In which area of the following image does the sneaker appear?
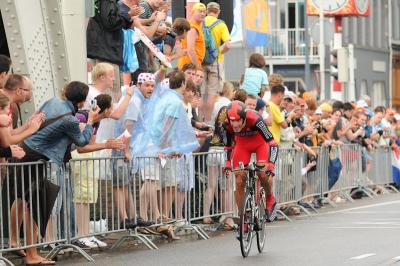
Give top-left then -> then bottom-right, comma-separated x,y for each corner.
77,237 -> 98,249
88,236 -> 107,248
121,219 -> 136,230
134,217 -> 154,227
297,200 -> 313,209
311,199 -> 322,208
265,195 -> 278,222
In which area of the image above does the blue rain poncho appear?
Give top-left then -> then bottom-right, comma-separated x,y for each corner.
130,81 -> 199,157
121,29 -> 140,73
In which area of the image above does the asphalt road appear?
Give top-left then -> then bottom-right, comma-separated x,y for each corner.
59,193 -> 400,266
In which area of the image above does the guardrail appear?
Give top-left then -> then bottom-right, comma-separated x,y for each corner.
0,144 -> 397,265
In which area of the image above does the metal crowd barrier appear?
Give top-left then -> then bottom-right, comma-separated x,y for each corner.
368,147 -> 399,193
0,144 -> 398,265
189,151 -> 235,227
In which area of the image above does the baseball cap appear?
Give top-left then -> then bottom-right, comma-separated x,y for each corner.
207,2 -> 220,10
192,2 -> 206,12
283,91 -> 296,101
255,98 -> 266,111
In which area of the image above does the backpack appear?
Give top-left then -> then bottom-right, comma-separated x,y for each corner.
202,19 -> 222,65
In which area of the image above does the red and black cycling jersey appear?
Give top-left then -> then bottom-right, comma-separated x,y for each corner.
222,110 -> 278,165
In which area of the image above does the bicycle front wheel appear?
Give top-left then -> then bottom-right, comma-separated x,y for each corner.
256,189 -> 267,253
239,191 -> 254,258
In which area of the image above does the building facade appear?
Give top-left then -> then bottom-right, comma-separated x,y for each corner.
196,0 -> 397,108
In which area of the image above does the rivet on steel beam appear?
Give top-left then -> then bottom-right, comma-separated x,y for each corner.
10,14 -> 15,19
5,8 -> 9,12
19,60 -> 24,64
13,53 -> 18,57
7,23 -> 11,27
51,20 -> 55,24
64,77 -> 68,81
58,65 -> 62,69
16,68 -> 20,72
53,8 -> 58,12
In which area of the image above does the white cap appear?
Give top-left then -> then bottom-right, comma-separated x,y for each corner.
283,90 -> 296,101
315,107 -> 322,115
395,114 -> 400,121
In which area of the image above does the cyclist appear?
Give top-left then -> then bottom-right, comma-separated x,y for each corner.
223,101 -> 279,223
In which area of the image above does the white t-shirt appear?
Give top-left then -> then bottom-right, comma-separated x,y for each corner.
262,91 -> 271,103
84,85 -> 103,110
210,96 -> 231,124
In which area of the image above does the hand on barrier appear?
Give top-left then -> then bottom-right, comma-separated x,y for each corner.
106,138 -> 125,151
124,151 -> 132,162
11,145 -> 25,159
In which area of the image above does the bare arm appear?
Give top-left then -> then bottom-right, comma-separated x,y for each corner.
110,87 -> 134,120
187,28 -> 200,67
221,41 -> 231,54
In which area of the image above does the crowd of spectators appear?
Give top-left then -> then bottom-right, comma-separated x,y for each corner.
0,0 -> 399,265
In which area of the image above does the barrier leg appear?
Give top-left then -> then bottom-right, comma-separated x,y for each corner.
339,191 -> 355,202
0,255 -> 14,266
363,186 -> 378,197
175,222 -> 210,240
46,244 -> 94,262
386,185 -> 400,193
110,230 -> 158,250
276,209 -> 293,223
295,204 -> 312,217
322,196 -> 338,208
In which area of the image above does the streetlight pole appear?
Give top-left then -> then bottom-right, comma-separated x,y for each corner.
304,0 -> 310,90
319,0 -> 325,100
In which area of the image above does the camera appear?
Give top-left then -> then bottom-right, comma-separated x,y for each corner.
167,29 -> 177,38
90,99 -> 97,110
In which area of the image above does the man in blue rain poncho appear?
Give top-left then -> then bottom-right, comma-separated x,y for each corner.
132,70 -> 200,220
112,71 -> 168,228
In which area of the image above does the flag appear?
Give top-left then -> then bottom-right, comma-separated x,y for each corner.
392,148 -> 400,187
242,0 -> 269,47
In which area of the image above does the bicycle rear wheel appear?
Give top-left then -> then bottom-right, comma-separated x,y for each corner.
256,189 -> 267,253
239,191 -> 254,258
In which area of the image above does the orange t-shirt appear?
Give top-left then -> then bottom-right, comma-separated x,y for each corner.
177,21 -> 205,69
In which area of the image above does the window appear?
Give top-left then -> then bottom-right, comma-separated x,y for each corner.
360,80 -> 368,97
372,81 -> 386,107
284,78 -> 305,94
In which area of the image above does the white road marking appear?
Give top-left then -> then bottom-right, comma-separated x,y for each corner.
354,221 -> 400,225
324,200 -> 400,215
328,226 -> 400,229
392,256 -> 400,261
349,253 -> 376,260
